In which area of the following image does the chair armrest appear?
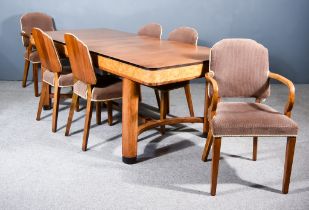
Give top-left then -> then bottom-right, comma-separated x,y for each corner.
205,72 -> 219,119
269,72 -> 295,117
20,31 -> 30,38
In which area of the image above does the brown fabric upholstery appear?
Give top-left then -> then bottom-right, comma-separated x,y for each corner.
43,66 -> 74,87
210,39 -> 270,99
210,102 -> 298,137
138,23 -> 162,39
168,27 -> 198,45
20,12 -> 55,47
74,75 -> 122,101
24,50 -> 40,63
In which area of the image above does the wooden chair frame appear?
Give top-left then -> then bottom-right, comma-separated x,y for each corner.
202,71 -> 296,196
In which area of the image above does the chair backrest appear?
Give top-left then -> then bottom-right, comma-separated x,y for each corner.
20,12 -> 55,47
32,28 -> 61,73
138,23 -> 162,39
210,39 -> 270,99
168,27 -> 198,45
64,33 -> 97,85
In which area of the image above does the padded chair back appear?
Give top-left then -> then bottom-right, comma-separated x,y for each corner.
168,27 -> 198,45
20,12 -> 55,47
64,33 -> 97,85
32,28 -> 61,73
210,39 -> 270,99
138,23 -> 162,39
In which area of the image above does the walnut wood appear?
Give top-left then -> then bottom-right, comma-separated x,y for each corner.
211,137 -> 221,196
203,81 -> 210,134
122,78 -> 139,162
154,89 -> 161,109
64,33 -> 97,85
184,83 -> 194,117
160,91 -> 168,134
138,117 -> 203,135
202,130 -> 214,162
96,102 -> 102,125
45,29 -> 209,86
269,72 -> 295,117
205,72 -> 219,119
22,60 -> 30,88
52,76 -> 61,132
65,93 -> 78,136
82,85 -> 93,151
253,137 -> 258,161
36,82 -> 47,121
33,63 -> 39,97
107,101 -> 113,126
282,137 -> 296,194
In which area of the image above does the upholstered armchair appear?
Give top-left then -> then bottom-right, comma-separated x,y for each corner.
202,39 -> 298,196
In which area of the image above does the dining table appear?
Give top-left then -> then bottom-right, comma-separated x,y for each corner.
36,28 -> 210,164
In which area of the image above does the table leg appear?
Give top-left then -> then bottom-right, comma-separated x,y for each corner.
122,78 -> 139,164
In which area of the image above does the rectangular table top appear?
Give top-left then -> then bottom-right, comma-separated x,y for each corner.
47,28 -> 210,71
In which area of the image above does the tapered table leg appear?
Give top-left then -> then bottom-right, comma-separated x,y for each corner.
122,78 -> 139,164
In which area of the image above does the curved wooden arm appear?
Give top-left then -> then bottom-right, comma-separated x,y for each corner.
205,72 -> 219,119
20,31 -> 30,38
269,72 -> 295,117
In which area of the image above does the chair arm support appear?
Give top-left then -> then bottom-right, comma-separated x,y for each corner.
20,31 -> 30,38
269,72 -> 295,117
205,72 -> 219,119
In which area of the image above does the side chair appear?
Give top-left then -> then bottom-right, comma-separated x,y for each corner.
137,23 -> 162,108
154,27 -> 198,133
202,39 -> 298,196
20,12 -> 55,97
33,28 -> 74,132
64,33 -> 122,151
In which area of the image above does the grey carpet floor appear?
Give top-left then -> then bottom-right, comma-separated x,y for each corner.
0,81 -> 308,210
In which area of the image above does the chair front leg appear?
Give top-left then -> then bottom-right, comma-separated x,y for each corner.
33,63 -> 39,97
65,93 -> 78,136
82,96 -> 93,151
36,82 -> 47,121
52,83 -> 61,133
253,137 -> 258,161
184,83 -> 194,117
211,137 -> 222,196
22,59 -> 30,88
282,137 -> 296,194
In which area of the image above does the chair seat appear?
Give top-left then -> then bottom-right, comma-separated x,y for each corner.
210,102 -> 298,137
153,81 -> 189,91
24,50 -> 40,63
74,75 -> 122,101
43,66 -> 74,87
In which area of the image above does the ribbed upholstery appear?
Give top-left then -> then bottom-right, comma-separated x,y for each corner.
210,39 -> 270,99
74,75 -> 122,101
210,102 -> 298,137
24,51 -> 40,63
168,27 -> 198,45
138,23 -> 162,39
43,66 -> 74,87
20,12 -> 55,47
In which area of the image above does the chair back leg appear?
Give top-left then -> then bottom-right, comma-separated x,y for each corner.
52,83 -> 61,132
65,93 -> 78,136
82,93 -> 93,151
107,101 -> 113,126
202,130 -> 214,162
96,102 -> 102,125
22,59 -> 30,88
36,82 -> 48,121
33,63 -> 39,97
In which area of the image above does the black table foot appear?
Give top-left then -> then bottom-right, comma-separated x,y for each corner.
122,157 -> 137,164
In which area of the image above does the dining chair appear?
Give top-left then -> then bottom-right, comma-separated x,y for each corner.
202,39 -> 298,196
33,28 -> 74,132
155,27 -> 198,133
137,23 -> 162,107
64,33 -> 122,151
20,12 -> 55,97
